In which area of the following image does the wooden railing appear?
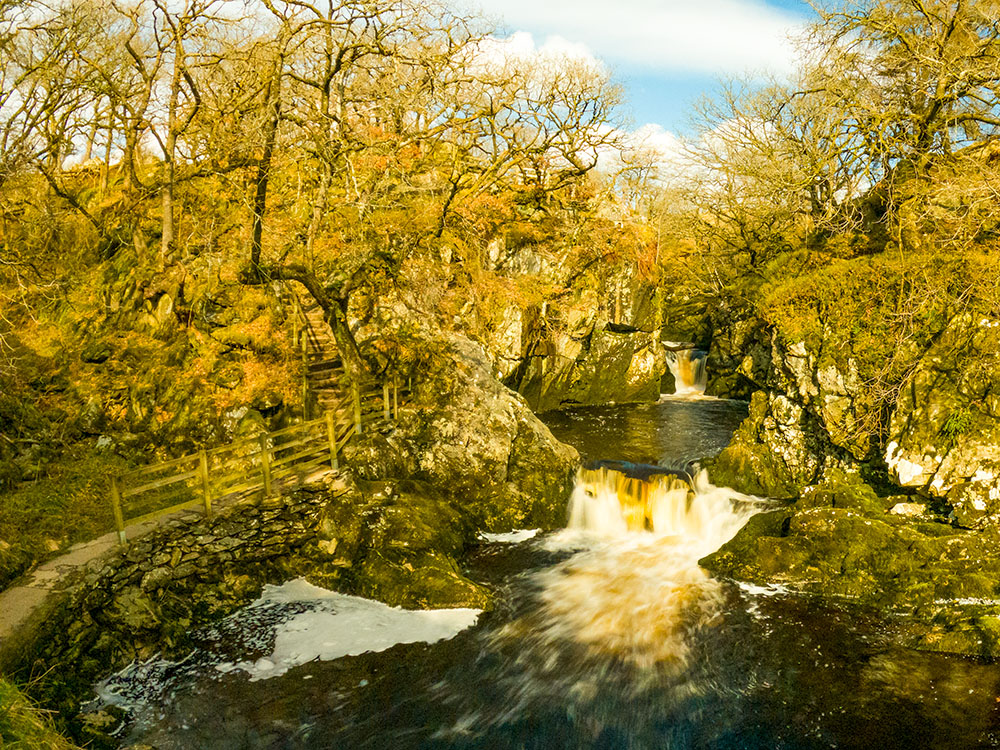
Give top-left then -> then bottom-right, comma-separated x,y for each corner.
107,380 -> 405,546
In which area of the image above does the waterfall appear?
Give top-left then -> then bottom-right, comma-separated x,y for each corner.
567,465 -> 754,553
506,466 -> 761,669
663,343 -> 707,397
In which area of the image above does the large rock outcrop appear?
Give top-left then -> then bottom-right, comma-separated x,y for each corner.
705,319 -> 866,498
884,315 -> 1000,526
348,323 -> 579,531
700,472 -> 1000,658
702,293 -> 1000,658
708,302 -> 1000,522
707,391 -> 828,498
312,479 -> 490,609
480,249 -> 668,412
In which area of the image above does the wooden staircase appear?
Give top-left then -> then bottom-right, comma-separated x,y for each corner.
293,300 -> 349,419
287,288 -> 406,425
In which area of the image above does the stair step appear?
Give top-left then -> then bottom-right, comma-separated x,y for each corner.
310,378 -> 341,388
308,359 -> 342,371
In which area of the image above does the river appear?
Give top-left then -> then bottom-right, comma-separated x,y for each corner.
97,396 -> 1000,749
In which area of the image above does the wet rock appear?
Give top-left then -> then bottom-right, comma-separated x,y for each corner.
700,473 -> 1000,657
706,391 -> 827,498
310,479 -> 491,609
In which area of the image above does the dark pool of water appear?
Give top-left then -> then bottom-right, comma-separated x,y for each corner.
102,400 -> 1000,750
540,398 -> 748,470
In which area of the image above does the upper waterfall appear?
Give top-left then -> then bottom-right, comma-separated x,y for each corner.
663,343 -> 707,397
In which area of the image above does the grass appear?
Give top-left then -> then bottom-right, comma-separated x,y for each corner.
0,446 -> 136,589
0,679 -> 80,749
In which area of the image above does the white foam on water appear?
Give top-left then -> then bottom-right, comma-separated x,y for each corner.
220,579 -> 481,681
97,579 -> 482,710
738,581 -> 798,597
478,529 -> 540,544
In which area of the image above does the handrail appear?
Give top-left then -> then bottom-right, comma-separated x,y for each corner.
107,379 -> 404,546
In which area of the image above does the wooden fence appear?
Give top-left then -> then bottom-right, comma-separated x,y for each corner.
107,380 -> 404,546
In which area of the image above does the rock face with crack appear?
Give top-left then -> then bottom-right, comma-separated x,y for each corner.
706,305 -> 1000,524
883,315 -> 1000,526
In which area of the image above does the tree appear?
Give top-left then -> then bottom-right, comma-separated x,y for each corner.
812,0 -> 1000,169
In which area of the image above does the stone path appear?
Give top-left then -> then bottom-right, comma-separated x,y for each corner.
0,467 -> 335,673
0,513 -> 191,672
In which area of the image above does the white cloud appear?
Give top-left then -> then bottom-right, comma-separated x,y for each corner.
464,0 -> 805,76
468,30 -> 608,77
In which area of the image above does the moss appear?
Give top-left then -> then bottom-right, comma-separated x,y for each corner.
797,469 -> 890,515
0,448 -> 136,588
701,497 -> 1000,623
317,479 -> 493,611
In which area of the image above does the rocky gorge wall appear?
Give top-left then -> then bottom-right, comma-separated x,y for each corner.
705,305 -> 1000,515
698,299 -> 1000,658
469,245 -> 670,412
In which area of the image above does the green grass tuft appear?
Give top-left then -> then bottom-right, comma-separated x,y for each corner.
0,679 -> 80,749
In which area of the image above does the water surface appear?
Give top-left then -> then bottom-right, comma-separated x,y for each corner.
99,399 -> 1000,749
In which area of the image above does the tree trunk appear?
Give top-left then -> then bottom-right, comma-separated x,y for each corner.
260,263 -> 370,383
305,163 -> 331,263
250,61 -> 282,274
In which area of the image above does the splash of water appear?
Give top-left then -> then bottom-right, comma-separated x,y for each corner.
502,467 -> 760,670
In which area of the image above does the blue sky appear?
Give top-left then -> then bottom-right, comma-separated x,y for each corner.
467,0 -> 817,136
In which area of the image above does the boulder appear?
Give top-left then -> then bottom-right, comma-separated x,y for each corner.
310,479 -> 491,609
348,326 -> 579,531
700,472 -> 1000,658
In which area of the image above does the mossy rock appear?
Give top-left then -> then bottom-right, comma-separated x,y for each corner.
701,496 -> 1000,615
706,391 -> 822,499
354,551 -> 490,610
797,469 -> 891,515
311,479 -> 491,611
705,444 -> 803,499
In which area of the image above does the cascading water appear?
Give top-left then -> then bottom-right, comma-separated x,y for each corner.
92,397 -> 1000,750
509,466 -> 760,670
663,343 -> 707,397
567,465 -> 753,542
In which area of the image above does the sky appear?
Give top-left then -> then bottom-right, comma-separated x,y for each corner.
465,0 -> 816,138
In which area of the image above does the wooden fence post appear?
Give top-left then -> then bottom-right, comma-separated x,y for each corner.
259,434 -> 273,497
301,335 -> 310,421
199,449 -> 212,518
326,410 -> 339,471
383,382 -> 390,420
109,476 -> 127,546
352,381 -> 362,435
